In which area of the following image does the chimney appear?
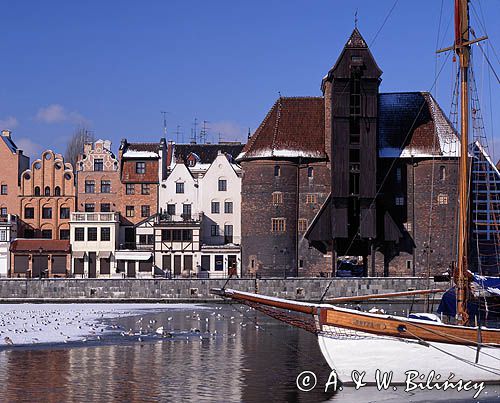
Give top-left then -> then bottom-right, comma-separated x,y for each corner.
1,130 -> 11,138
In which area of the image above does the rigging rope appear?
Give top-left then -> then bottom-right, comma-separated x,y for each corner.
319,50 -> 452,303
369,0 -> 399,48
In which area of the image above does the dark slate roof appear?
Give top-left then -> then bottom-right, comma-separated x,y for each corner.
172,143 -> 244,165
124,142 -> 159,153
1,135 -> 19,153
120,139 -> 162,159
378,92 -> 460,158
11,239 -> 71,253
237,97 -> 326,161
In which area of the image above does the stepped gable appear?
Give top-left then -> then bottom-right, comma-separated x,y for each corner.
237,97 -> 326,161
378,92 -> 460,158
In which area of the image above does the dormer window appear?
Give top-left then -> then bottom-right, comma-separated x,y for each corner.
136,161 -> 146,174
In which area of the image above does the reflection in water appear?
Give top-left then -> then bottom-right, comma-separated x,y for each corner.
2,303 -> 493,402
0,304 -> 331,402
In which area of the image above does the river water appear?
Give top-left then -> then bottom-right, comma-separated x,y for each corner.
0,303 -> 498,403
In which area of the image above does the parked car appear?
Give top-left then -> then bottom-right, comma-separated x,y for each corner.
336,261 -> 365,277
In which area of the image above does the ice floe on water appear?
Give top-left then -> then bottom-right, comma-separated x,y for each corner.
0,303 -> 204,346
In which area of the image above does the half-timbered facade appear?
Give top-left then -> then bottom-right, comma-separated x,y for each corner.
0,214 -> 17,277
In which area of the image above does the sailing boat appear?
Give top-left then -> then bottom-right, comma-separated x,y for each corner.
212,0 -> 500,383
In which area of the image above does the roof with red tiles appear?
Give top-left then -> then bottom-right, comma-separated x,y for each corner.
237,97 -> 326,161
10,239 -> 71,253
239,92 -> 459,162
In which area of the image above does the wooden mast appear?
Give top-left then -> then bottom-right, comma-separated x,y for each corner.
437,0 -> 487,325
456,0 -> 470,325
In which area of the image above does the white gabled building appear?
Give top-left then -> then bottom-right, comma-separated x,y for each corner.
0,215 -> 17,277
70,212 -> 120,278
158,142 -> 244,278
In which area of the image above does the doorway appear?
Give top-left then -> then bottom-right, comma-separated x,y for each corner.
32,255 -> 48,278
88,252 -> 96,278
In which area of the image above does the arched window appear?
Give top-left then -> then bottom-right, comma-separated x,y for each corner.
44,186 -> 50,196
54,186 -> 61,196
274,165 -> 281,177
34,186 -> 40,196
307,167 -> 314,178
440,166 -> 446,181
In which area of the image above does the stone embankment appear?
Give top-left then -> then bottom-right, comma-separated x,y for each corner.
0,277 -> 445,303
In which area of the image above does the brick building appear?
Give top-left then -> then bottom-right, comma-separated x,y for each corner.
19,150 -> 76,240
307,29 -> 460,277
239,97 -> 332,277
118,138 -> 166,246
10,238 -> 71,278
76,139 -> 120,213
0,130 -> 30,217
241,28 -> 460,277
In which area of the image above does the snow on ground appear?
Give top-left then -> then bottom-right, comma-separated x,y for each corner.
0,303 -> 202,346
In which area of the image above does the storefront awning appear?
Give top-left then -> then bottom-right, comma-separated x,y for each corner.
72,251 -> 86,259
97,251 -> 112,259
115,251 -> 152,261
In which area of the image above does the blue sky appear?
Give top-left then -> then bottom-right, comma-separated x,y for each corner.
1,0 -> 499,161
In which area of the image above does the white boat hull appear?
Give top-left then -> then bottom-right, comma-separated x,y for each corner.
318,325 -> 500,384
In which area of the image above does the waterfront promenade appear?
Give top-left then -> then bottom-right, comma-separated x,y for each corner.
0,277 -> 443,303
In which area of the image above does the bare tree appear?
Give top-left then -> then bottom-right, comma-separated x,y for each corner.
65,126 -> 95,170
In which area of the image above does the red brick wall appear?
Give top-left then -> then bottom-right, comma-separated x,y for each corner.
76,141 -> 121,212
121,160 -> 159,183
241,159 -> 331,277
118,158 -> 159,225
297,161 -> 332,276
19,150 -> 76,239
0,132 -> 29,216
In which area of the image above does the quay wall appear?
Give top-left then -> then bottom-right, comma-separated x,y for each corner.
0,277 -> 444,302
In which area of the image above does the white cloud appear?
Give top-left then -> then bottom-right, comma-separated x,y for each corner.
16,138 -> 45,158
35,104 -> 88,125
0,116 -> 19,130
209,121 -> 248,142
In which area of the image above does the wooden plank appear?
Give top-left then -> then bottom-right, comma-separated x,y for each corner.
322,308 -> 500,345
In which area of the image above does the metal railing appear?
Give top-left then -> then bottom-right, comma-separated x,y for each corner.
157,212 -> 203,223
71,212 -> 120,222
